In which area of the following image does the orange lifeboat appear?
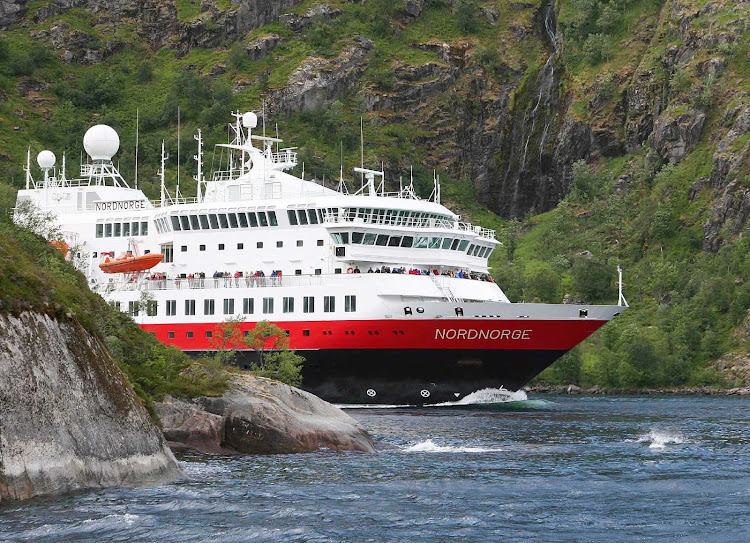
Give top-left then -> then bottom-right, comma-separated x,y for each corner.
50,240 -> 69,258
99,253 -> 164,274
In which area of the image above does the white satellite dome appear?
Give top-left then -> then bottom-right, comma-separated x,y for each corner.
242,111 -> 258,128
37,150 -> 56,169
83,124 -> 120,161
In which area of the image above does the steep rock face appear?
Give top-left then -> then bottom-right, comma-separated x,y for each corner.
155,374 -> 375,454
0,312 -> 181,501
653,110 -> 706,164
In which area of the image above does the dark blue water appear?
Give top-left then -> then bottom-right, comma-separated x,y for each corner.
2,394 -> 750,542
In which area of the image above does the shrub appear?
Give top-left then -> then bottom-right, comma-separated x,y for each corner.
456,0 -> 479,33
582,33 -> 611,64
136,62 -> 154,84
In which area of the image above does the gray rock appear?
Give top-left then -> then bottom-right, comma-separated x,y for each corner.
0,312 -> 181,502
653,110 -> 706,164
279,3 -> 341,32
397,0 -> 424,23
156,374 -> 376,455
0,0 -> 28,29
245,33 -> 282,62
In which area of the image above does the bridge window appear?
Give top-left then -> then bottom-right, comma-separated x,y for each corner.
96,224 -> 103,238
246,212 -> 257,227
297,210 -> 308,225
114,223 -> 121,237
190,215 -> 200,229
141,222 -> 148,235
450,239 -> 460,250
375,235 -> 388,246
268,211 -> 278,226
307,209 -> 318,224
363,233 -> 376,245
104,223 -> 112,237
429,237 -> 442,249
415,237 -> 428,249
401,236 -> 413,247
441,238 -> 452,250
123,222 -> 131,236
258,212 -> 269,227
179,216 -> 190,230
218,214 -> 229,228
228,213 -> 238,228
388,236 -> 401,247
209,214 -> 219,229
288,210 -> 298,225
199,215 -> 210,229
352,232 -> 363,244
458,240 -> 469,251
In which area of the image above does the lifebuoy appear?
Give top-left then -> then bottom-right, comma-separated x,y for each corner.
347,267 -> 353,273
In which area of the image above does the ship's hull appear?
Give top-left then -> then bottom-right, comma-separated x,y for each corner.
141,314 -> 613,405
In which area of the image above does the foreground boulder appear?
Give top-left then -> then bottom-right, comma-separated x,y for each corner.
155,374 -> 375,454
0,312 -> 182,502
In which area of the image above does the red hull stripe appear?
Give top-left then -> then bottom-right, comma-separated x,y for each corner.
140,318 -> 608,351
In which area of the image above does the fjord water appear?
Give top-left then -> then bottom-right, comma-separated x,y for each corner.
3,394 -> 749,542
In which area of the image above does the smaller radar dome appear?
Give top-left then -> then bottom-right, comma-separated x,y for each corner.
83,125 -> 120,161
242,112 -> 258,129
37,150 -> 56,170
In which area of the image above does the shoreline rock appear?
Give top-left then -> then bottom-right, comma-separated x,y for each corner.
0,312 -> 182,502
155,374 -> 376,455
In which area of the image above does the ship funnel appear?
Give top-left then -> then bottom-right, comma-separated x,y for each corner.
83,124 -> 120,161
37,150 -> 56,170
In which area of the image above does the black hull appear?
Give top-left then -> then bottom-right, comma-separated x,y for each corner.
236,348 -> 567,405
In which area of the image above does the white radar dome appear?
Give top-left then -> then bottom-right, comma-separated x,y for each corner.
83,124 -> 120,160
37,150 -> 56,169
242,111 -> 258,128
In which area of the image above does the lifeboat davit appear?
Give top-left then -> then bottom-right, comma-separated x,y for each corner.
99,253 -> 164,274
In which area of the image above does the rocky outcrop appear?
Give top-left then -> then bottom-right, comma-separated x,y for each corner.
0,0 -> 28,29
279,3 -> 341,32
246,33 -> 283,62
0,312 -> 182,502
713,351 -> 750,387
653,110 -> 706,164
702,180 -> 750,252
269,39 -> 373,113
155,374 -> 375,454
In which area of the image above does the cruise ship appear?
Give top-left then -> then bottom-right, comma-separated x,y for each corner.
15,111 -> 627,404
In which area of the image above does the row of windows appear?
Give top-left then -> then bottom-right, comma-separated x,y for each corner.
335,207 -> 452,227
96,221 -> 149,238
165,323 -> 380,340
126,295 -> 356,317
287,209 -> 326,226
329,232 -> 492,258
175,239 -> 325,252
158,210 -> 279,234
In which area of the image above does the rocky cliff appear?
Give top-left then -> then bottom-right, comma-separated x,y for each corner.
0,311 -> 182,501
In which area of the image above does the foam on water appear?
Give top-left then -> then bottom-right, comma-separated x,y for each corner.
635,429 -> 687,449
429,387 -> 528,406
402,439 -> 502,453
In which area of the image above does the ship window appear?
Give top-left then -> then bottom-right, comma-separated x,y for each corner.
324,296 -> 335,313
163,246 -> 174,262
219,244 -> 225,250
114,223 -> 121,237
283,297 -> 294,313
181,245 -> 187,252
237,243 -> 244,250
415,237 -> 428,249
277,241 -> 283,248
243,298 -> 254,314
123,222 -> 131,236
185,300 -> 196,315
317,209 -> 324,223
288,210 -> 298,225
388,236 -> 401,247
429,237 -> 442,249
401,236 -> 414,247
141,222 -> 148,235
199,215 -> 210,229
303,329 -> 310,337
262,297 -> 274,314
204,299 -> 215,315
458,240 -> 469,251
335,268 -> 342,273
96,224 -> 103,238
166,300 -> 176,316
186,331 -> 194,338
297,240 -> 303,247
375,235 -> 389,246
93,252 -> 98,258
190,215 -> 200,230
268,211 -> 278,226
341,232 -> 349,244
179,216 -> 191,230
218,214 -> 229,228
303,296 -> 314,313
295,269 -> 302,275
441,238 -> 452,249
209,214 -> 219,229
363,233 -> 376,245
128,301 -> 139,316
315,268 -> 321,275
486,248 -> 494,259
223,298 -> 234,315
451,239 -> 460,250
345,295 -> 356,312
104,223 -> 112,237
248,212 -> 258,227
258,212 -> 268,227
205,331 -> 212,338
200,245 -> 205,251
467,244 -> 475,255
297,210 -> 308,225
307,209 -> 318,224
228,213 -> 238,228
237,213 -> 248,228
168,332 -> 174,339
146,301 -> 158,317
317,239 -> 324,246
330,233 -> 343,244
352,232 -> 363,244
335,247 -> 345,257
